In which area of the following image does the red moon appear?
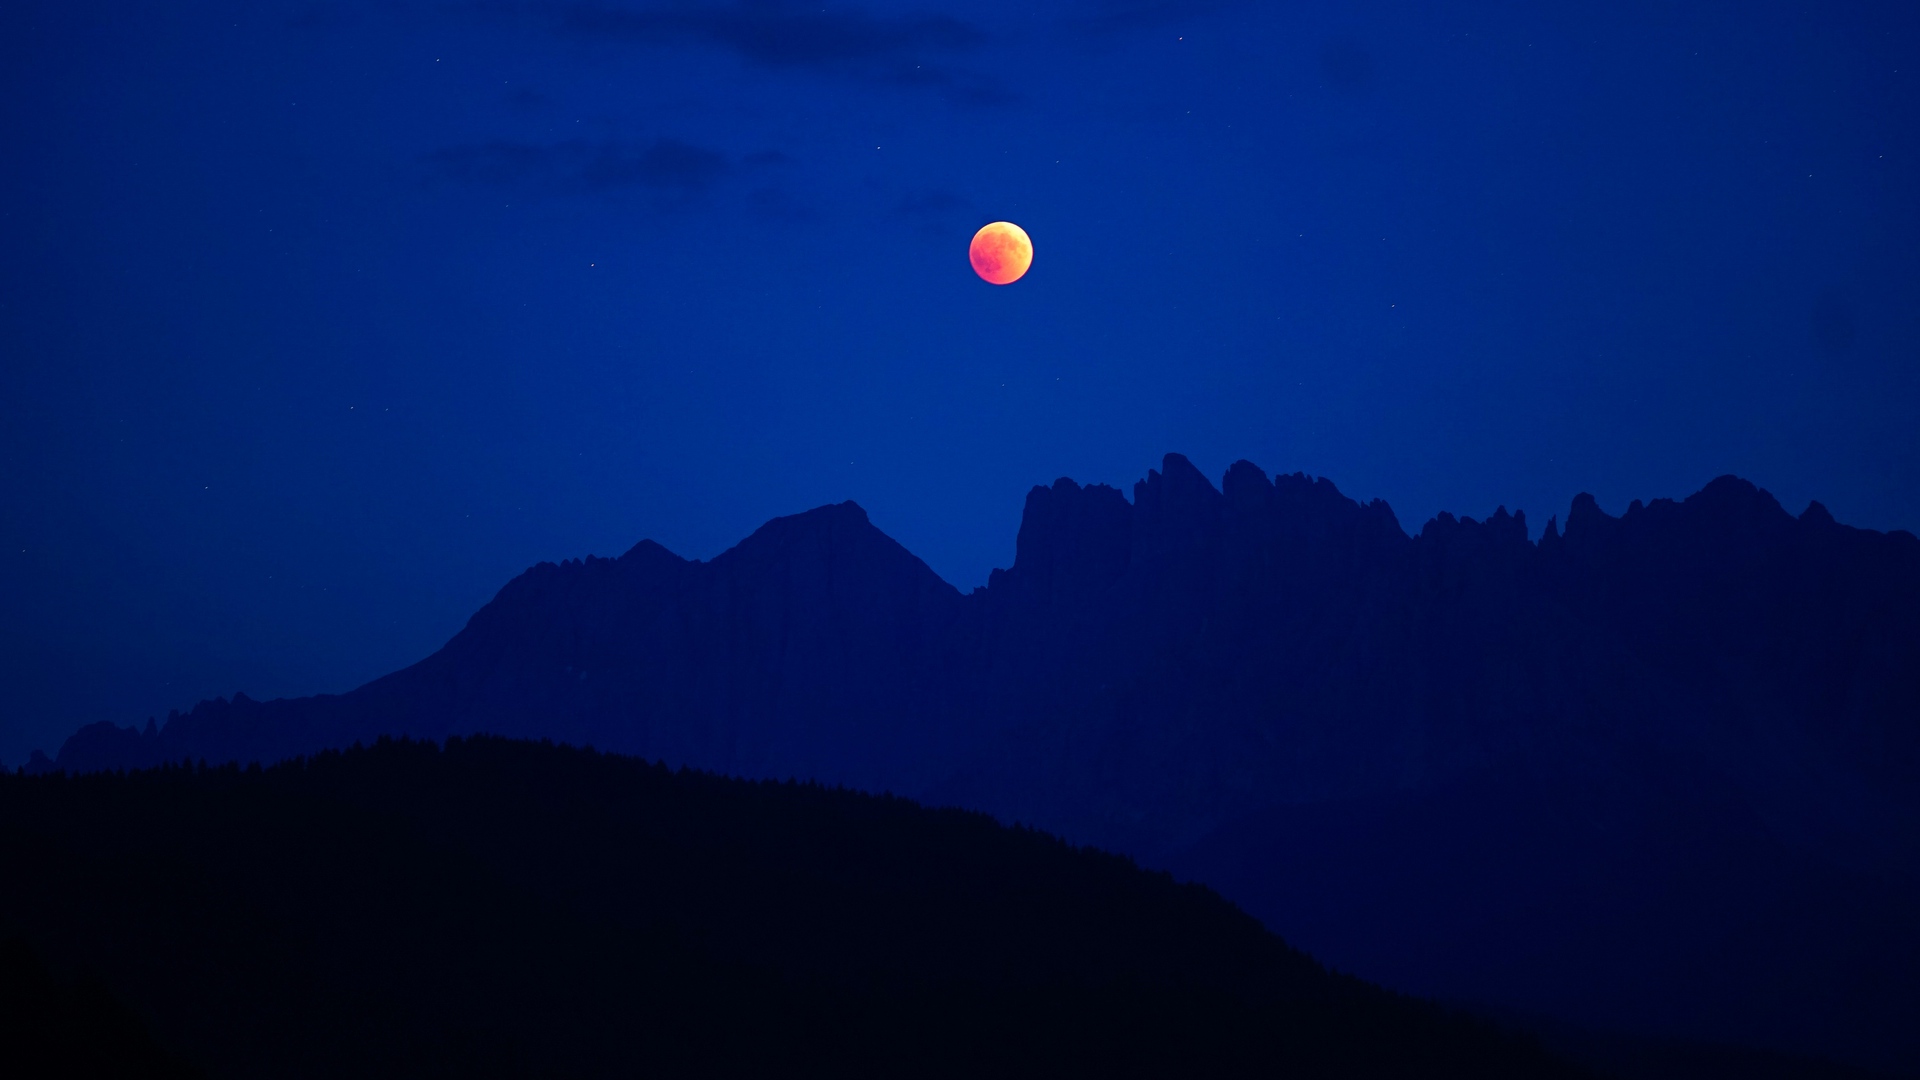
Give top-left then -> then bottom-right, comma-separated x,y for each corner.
969,221 -> 1033,285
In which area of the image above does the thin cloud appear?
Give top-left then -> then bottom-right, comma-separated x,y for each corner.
426,137 -> 731,198
427,140 -> 566,186
582,139 -> 727,192
746,185 -> 813,221
1064,0 -> 1244,36
542,1 -> 1007,102
553,1 -> 985,70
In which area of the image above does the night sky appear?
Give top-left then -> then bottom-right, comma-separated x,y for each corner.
3,0 -> 1916,766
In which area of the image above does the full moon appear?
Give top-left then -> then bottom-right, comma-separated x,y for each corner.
969,221 -> 1033,285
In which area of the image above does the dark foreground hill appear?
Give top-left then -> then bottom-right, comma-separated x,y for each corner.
42,454 -> 1920,1072
0,939 -> 199,1079
0,736 -> 1581,1080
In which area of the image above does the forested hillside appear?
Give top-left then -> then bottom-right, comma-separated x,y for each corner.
0,736 -> 1581,1079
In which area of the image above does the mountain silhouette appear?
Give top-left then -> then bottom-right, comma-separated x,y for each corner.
40,454 -> 1920,1073
0,736 -> 1582,1079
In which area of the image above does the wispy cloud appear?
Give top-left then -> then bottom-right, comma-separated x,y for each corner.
1063,0 -> 1244,36
581,138 -> 728,192
427,137 -> 731,198
540,1 -> 1006,102
555,1 -> 982,66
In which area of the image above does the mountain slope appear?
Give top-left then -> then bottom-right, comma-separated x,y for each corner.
0,736 -> 1583,1079
55,501 -> 978,794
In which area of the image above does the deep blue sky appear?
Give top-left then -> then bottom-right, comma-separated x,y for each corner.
3,0 -> 1916,764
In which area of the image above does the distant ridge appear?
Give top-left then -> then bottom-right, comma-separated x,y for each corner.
36,455 -> 1920,1074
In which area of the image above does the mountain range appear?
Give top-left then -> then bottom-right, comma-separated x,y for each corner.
38,454 -> 1920,1074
